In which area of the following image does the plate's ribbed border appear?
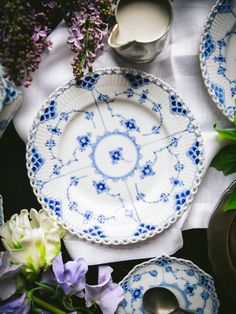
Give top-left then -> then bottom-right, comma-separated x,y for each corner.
117,256 -> 220,313
26,67 -> 204,245
199,0 -> 235,122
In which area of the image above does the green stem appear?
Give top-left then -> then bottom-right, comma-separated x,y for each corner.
32,295 -> 66,314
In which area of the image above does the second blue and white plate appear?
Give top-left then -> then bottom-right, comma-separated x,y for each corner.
200,0 -> 236,121
26,68 -> 204,245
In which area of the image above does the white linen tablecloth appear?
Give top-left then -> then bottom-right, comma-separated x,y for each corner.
13,0 -> 235,265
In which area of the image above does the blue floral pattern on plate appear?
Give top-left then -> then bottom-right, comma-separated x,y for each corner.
26,68 -> 204,245
116,256 -> 219,314
200,0 -> 236,121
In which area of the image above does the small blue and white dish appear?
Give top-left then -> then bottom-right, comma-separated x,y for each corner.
26,67 -> 204,245
116,256 -> 219,314
200,0 -> 236,121
0,65 -> 23,138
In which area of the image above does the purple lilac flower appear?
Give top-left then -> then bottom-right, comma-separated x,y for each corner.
85,266 -> 124,314
0,293 -> 29,314
32,24 -> 48,42
0,251 -> 22,301
42,253 -> 88,296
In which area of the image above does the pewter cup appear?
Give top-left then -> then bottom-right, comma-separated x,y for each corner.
108,0 -> 173,63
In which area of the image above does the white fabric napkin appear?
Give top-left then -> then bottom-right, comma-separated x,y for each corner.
13,0 -> 235,265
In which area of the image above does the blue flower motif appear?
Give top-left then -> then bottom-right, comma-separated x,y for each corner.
97,215 -> 106,224
70,176 -> 79,186
201,290 -> 209,300
203,32 -> 215,59
186,268 -> 195,276
217,66 -> 226,76
84,210 -> 93,221
160,193 -> 169,202
170,177 -> 183,187
83,225 -> 106,238
120,299 -> 128,309
47,125 -> 61,135
196,308 -> 204,314
44,197 -> 62,217
60,112 -> 69,121
45,139 -> 56,149
184,283 -> 196,296
124,73 -> 150,88
109,147 -> 123,164
152,125 -> 160,134
165,265 -> 172,272
69,201 -> 78,210
213,56 -> 226,63
187,140 -> 201,165
122,118 -> 139,132
132,287 -> 143,300
31,147 -> 44,173
40,100 -> 57,123
136,192 -> 146,201
175,190 -> 190,211
76,73 -> 100,90
93,180 -> 110,194
85,111 -> 94,120
98,93 -> 112,103
124,88 -> 134,98
134,223 -> 156,236
174,161 -> 184,172
217,38 -> 226,48
77,133 -> 91,151
133,274 -> 141,281
152,103 -> 162,112
149,270 -> 158,277
140,161 -> 155,179
139,89 -> 149,103
171,137 -> 179,147
231,86 -> 236,97
52,164 -> 61,176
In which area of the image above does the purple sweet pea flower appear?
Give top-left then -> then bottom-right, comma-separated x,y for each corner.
85,266 -> 124,314
47,253 -> 88,296
0,251 -> 22,300
0,293 -> 29,314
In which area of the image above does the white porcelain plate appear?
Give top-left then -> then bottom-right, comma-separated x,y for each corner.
26,68 -> 204,245
116,256 -> 219,314
200,0 -> 236,121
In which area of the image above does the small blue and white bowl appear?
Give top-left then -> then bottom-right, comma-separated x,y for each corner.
116,256 -> 219,314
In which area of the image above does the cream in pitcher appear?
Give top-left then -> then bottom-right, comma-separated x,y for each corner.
108,0 -> 173,63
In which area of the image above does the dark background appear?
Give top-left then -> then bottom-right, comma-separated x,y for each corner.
0,122 -> 235,313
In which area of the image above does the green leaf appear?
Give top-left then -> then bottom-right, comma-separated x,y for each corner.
215,128 -> 236,141
210,144 -> 236,175
224,185 -> 236,212
234,111 -> 236,128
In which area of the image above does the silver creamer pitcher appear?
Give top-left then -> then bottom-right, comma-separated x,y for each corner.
108,0 -> 173,63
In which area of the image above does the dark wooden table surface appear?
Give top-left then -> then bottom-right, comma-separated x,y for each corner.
0,122 -> 235,313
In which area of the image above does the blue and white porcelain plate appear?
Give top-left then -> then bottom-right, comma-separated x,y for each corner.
116,256 -> 219,313
200,0 -> 236,121
26,68 -> 204,245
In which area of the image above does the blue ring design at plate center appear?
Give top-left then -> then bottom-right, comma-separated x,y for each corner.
90,131 -> 141,181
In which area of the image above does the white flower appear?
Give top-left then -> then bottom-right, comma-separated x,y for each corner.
0,209 -> 64,278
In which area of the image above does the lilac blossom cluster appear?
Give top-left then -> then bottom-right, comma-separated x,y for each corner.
0,1 -> 52,87
66,0 -> 114,81
0,1 -> 114,87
